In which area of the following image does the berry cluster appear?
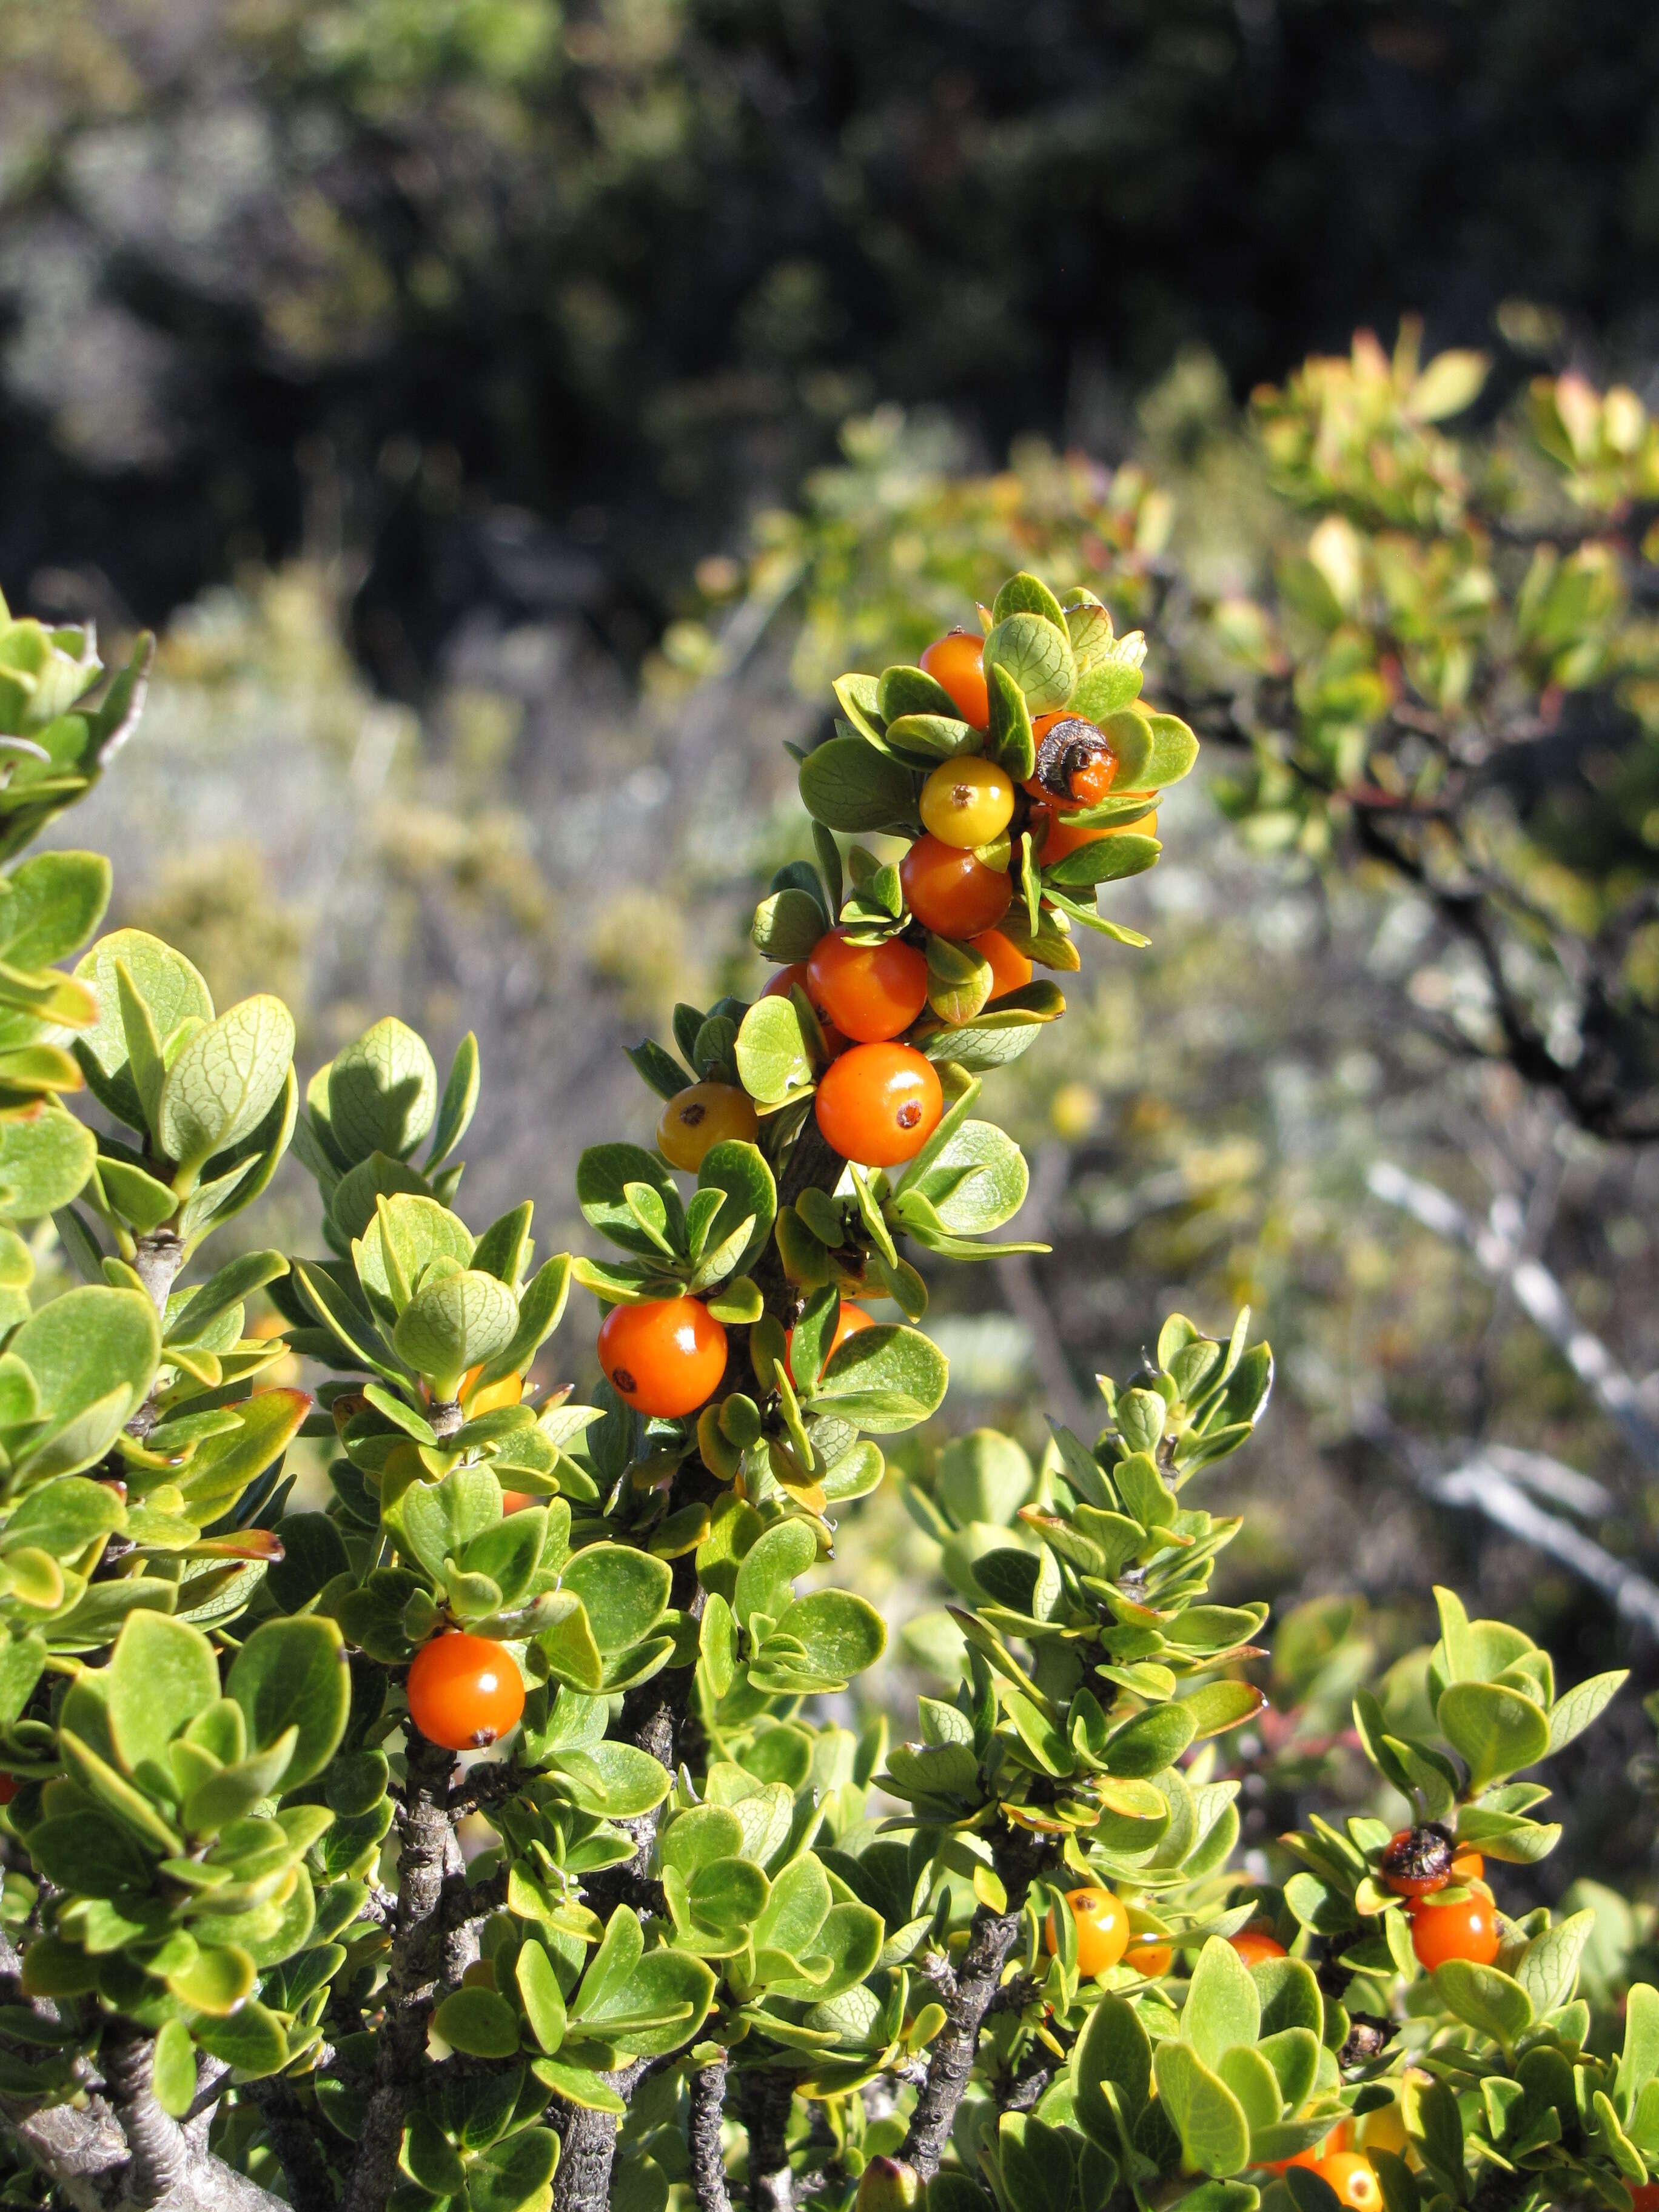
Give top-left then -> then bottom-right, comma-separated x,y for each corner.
594,576 -> 1196,1424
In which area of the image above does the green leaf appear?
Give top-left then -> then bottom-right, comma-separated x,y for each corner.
878,663 -> 963,723
403,2115 -> 468,2198
392,1270 -> 519,1390
169,1943 -> 256,2016
1436,1680 -> 1550,1789
897,1118 -> 1028,1235
151,2018 -> 196,2119
983,612 -> 1075,715
1153,2039 -> 1251,2178
882,712 -> 979,761
427,1031 -> 480,1168
173,1387 -> 309,1519
327,1017 -> 438,1164
473,1255 -> 572,1391
1621,1983 -> 1659,2107
560,1544 -> 672,1655
993,573 -> 1070,631
192,2000 -> 287,2078
986,662 -> 1036,780
1042,833 -> 1161,888
732,1518 -> 817,1631
767,1590 -> 885,1685
515,1939 -> 569,2054
2,1475 -> 123,1558
752,888 -> 828,962
106,1610 -> 221,1789
1515,1911 -> 1595,2018
9,1284 -> 158,1473
1183,1936 -> 1261,2069
1547,1669 -> 1626,1754
799,736 -> 917,833
575,1144 -> 685,1259
167,1250 -> 288,1346
434,1986 -> 521,2058
735,997 -> 814,1107
695,1141 -> 777,1276
0,1105 -> 97,1219
809,1323 -> 948,1433
1073,1994 -> 1151,2144
157,994 -> 296,1180
468,2128 -> 560,2212
227,1616 -> 350,1789
73,930 -> 213,1129
1433,1959 -> 1533,2045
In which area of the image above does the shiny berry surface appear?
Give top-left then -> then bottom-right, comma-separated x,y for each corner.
970,927 -> 1032,1000
657,1080 -> 760,1170
1044,1887 -> 1130,1978
1308,2153 -> 1384,2211
814,1043 -> 943,1167
899,833 -> 1012,936
597,1295 -> 728,1417
407,1633 -> 526,1751
806,929 -> 929,1043
1409,1892 -> 1500,1969
920,630 -> 990,729
1228,1929 -> 1288,1966
919,757 -> 1016,848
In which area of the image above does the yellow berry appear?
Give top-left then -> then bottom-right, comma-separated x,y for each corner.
919,758 -> 1016,848
657,1081 -> 759,1170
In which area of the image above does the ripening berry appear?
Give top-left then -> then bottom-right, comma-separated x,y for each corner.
1359,2104 -> 1408,2159
406,1632 -> 526,1751
1629,2187 -> 1659,2212
657,1081 -> 760,1170
920,630 -> 990,729
919,757 -> 1016,848
598,1296 -> 728,1418
788,1299 -> 874,1374
1229,1929 -> 1287,1966
1264,2127 -> 1352,2177
899,833 -> 1012,936
1124,1937 -> 1173,1979
1308,2153 -> 1383,2212
1408,1892 -> 1500,1970
461,1366 -> 522,1419
856,2157 -> 923,2212
500,1491 -> 536,1514
806,929 -> 928,1043
814,1042 -> 943,1167
1044,1886 -> 1130,1979
0,1774 -> 17,1807
1450,1848 -> 1484,1883
970,927 -> 1031,1000
1381,1823 -> 1453,1897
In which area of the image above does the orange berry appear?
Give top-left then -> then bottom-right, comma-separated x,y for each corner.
970,927 -> 1031,1000
806,929 -> 929,1044
1264,2127 -> 1352,2177
406,1632 -> 526,1752
920,631 -> 990,729
657,1081 -> 760,1170
1408,1893 -> 1500,1970
814,1043 -> 943,1168
500,1491 -> 536,1513
1044,1888 -> 1130,1979
461,1366 -> 523,1419
1124,1938 -> 1173,1979
1229,1929 -> 1287,1966
597,1296 -> 728,1418
1308,2153 -> 1383,2212
1630,2188 -> 1659,2212
788,1299 -> 874,1369
899,834 -> 1012,936
1450,1848 -> 1484,1883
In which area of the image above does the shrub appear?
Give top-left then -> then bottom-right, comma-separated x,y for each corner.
0,571 -> 1641,2212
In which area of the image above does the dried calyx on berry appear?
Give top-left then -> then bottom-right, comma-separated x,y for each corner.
1033,714 -> 1114,797
1381,1822 -> 1454,1895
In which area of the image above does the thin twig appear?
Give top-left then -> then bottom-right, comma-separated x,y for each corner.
1367,1159 -> 1659,1475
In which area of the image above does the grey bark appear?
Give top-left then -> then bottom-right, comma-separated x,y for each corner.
899,1905 -> 1025,2180
736,2069 -> 794,2212
244,2077 -> 337,2212
548,2061 -> 647,2212
340,1731 -> 455,2212
687,2059 -> 732,2212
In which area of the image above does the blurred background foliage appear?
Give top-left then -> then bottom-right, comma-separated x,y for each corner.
8,0 -> 1659,1921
